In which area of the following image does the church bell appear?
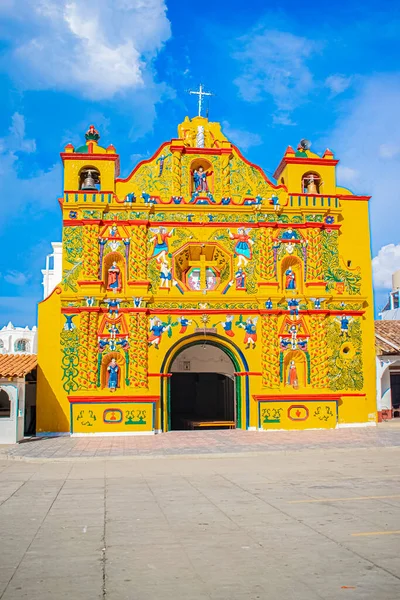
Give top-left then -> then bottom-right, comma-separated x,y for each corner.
81,170 -> 98,190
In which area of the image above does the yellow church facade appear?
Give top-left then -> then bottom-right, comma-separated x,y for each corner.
37,117 -> 376,435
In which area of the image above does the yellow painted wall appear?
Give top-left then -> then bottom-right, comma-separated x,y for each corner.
36,119 -> 376,435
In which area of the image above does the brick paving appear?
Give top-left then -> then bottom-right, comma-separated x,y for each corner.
3,422 -> 400,460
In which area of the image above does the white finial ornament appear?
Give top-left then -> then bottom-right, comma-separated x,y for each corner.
189,84 -> 214,117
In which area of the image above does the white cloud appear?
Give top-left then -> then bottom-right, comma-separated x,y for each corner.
319,74 -> 400,254
234,29 -> 319,121
372,244 -> 400,289
325,74 -> 352,96
3,271 -> 29,286
379,143 -> 400,159
222,121 -> 262,151
2,0 -> 171,100
0,113 -> 62,224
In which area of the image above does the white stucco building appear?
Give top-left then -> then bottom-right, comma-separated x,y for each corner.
375,321 -> 400,420
0,322 -> 38,355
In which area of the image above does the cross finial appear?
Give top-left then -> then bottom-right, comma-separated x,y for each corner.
189,84 -> 214,117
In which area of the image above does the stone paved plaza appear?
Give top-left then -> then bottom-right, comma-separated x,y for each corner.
1,426 -> 400,599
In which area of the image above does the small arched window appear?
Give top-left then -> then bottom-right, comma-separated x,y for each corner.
15,339 -> 30,353
302,171 -> 323,194
0,389 -> 11,418
79,167 -> 101,191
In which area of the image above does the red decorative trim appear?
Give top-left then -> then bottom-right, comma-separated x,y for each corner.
116,141 -> 171,183
68,395 -> 159,403
149,221 -> 260,228
78,280 -> 103,286
127,280 -> 151,286
64,190 -> 115,194
273,156 -> 339,179
149,308 -> 256,315
258,282 -> 279,287
234,372 -> 262,376
61,153 -> 119,162
337,194 -> 371,202
305,281 -> 327,287
253,394 -> 341,402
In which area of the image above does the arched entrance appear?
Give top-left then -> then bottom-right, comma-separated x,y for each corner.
160,334 -> 249,431
170,344 -> 235,430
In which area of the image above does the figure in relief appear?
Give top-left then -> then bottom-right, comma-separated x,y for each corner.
285,267 -> 296,290
150,227 -> 174,263
107,358 -> 119,391
239,317 -> 258,349
229,228 -> 254,267
193,166 -> 212,192
159,260 -> 172,289
287,360 -> 298,388
107,262 -> 122,292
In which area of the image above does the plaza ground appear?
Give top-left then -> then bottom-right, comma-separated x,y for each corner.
0,426 -> 400,599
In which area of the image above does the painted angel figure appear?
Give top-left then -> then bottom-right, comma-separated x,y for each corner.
178,316 -> 192,334
310,298 -> 325,310
193,166 -> 212,193
238,317 -> 258,349
148,317 -> 170,350
159,259 -> 172,289
229,228 -> 254,267
104,298 -> 122,317
336,315 -> 352,336
149,227 -> 174,263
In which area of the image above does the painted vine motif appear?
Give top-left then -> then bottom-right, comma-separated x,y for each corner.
61,328 -> 80,392
62,226 -> 83,292
326,317 -> 363,391
322,230 -> 361,294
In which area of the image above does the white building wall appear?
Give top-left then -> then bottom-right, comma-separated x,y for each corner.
0,381 -> 25,444
41,242 -> 63,299
0,323 -> 37,354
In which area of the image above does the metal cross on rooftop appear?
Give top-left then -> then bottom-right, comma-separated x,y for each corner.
189,84 -> 214,117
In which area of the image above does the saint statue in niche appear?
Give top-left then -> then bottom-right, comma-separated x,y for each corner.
107,358 -> 119,391
287,360 -> 298,388
193,166 -> 212,192
107,261 -> 122,292
285,267 -> 296,290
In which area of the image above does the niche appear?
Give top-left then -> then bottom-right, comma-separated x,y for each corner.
101,352 -> 125,391
302,171 -> 322,194
103,251 -> 124,293
283,350 -> 307,389
280,255 -> 303,293
79,166 -> 101,191
190,158 -> 214,194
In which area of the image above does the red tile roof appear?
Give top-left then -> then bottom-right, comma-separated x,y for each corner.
0,354 -> 37,378
375,321 -> 400,355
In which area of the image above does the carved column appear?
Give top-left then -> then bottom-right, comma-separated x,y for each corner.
87,312 -> 99,389
82,224 -> 100,280
306,228 -> 323,281
308,314 -> 329,388
78,311 -> 90,389
259,227 -> 276,282
129,313 -> 148,388
171,150 -> 182,197
129,225 -> 148,282
261,315 -> 280,388
220,150 -> 231,198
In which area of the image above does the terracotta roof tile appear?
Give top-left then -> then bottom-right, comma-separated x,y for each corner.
0,354 -> 37,378
375,321 -> 400,355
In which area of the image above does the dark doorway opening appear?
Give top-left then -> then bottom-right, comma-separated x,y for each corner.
170,372 -> 235,430
390,373 -> 400,418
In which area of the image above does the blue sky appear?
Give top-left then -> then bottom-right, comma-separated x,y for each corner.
0,0 -> 399,326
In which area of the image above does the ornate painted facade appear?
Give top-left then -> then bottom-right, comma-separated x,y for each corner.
37,117 -> 376,435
